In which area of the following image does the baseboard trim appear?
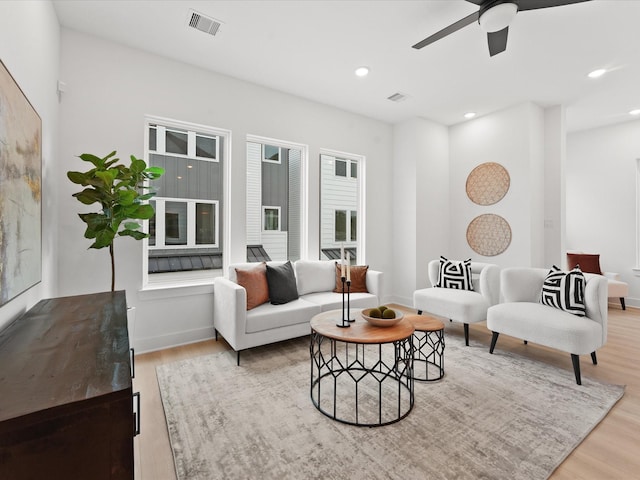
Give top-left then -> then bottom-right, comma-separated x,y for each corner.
135,326 -> 215,354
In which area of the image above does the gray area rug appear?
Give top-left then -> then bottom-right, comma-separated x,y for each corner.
156,333 -> 624,480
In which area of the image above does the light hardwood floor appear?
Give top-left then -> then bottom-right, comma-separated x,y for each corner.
133,305 -> 639,480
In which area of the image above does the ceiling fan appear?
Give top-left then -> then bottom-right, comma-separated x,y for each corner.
412,0 -> 591,57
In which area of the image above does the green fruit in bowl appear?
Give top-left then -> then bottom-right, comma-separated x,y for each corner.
368,308 -> 382,318
378,306 -> 388,313
382,309 -> 396,319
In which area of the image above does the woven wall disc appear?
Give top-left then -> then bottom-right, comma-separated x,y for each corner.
466,162 -> 510,206
466,214 -> 511,257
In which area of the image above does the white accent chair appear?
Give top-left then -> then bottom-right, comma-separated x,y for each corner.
487,267 -> 608,385
413,260 -> 500,346
603,273 -> 629,310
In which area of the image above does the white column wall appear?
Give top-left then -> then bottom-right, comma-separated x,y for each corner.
391,118 -> 449,305
567,119 -> 640,308
448,103 -> 545,268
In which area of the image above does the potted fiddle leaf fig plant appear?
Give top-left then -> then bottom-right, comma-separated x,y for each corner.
67,151 -> 164,291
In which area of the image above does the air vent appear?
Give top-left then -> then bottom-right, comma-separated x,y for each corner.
387,92 -> 408,103
187,9 -> 222,36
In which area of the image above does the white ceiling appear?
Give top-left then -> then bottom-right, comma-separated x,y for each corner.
52,0 -> 640,132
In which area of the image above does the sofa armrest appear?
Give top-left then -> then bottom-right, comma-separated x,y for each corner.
366,269 -> 383,303
213,277 -> 247,351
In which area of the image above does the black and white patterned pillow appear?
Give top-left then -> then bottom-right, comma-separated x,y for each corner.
436,256 -> 474,290
539,265 -> 586,316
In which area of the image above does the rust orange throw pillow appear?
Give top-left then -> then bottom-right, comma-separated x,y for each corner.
333,263 -> 369,293
235,263 -> 269,310
566,253 -> 602,275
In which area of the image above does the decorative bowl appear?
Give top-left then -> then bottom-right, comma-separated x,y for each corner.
361,307 -> 404,327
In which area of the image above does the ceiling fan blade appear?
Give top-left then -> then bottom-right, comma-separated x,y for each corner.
412,11 -> 479,49
518,0 -> 591,11
487,27 -> 509,56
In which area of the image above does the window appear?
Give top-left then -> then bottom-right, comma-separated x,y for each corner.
320,151 -> 365,262
263,206 -> 280,231
335,210 -> 346,242
263,144 -> 281,163
247,136 -> 307,263
144,117 -> 229,282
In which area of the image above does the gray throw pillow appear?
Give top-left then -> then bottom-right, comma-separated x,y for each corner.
266,261 -> 299,304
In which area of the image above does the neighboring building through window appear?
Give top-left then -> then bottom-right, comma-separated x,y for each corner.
246,137 -> 305,262
320,151 -> 364,262
144,117 -> 229,281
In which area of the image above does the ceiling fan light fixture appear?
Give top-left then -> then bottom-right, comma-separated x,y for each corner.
479,2 -> 518,33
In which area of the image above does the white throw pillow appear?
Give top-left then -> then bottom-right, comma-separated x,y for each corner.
295,260 -> 336,295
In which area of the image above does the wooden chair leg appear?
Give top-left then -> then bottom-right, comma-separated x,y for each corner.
463,323 -> 469,346
237,350 -> 241,366
215,329 -> 218,341
489,331 -> 499,354
417,310 -> 422,315
591,351 -> 598,365
524,340 -> 528,345
571,354 -> 582,385
620,298 -> 626,310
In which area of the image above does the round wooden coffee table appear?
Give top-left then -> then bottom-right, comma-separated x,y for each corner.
310,309 -> 415,427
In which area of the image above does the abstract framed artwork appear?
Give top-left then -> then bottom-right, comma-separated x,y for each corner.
0,59 -> 42,306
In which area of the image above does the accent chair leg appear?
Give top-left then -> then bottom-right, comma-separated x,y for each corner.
489,331 -> 499,354
524,340 -> 528,345
237,350 -> 241,366
463,323 -> 469,346
620,298 -> 626,310
571,354 -> 582,385
215,329 -> 218,341
591,351 -> 598,365
417,310 -> 422,315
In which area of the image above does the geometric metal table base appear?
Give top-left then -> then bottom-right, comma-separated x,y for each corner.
411,328 -> 445,382
310,312 -> 414,427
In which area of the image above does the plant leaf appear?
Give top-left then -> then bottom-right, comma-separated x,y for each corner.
124,221 -> 142,230
119,229 -> 148,240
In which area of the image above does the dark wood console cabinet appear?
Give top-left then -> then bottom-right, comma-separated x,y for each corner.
0,291 -> 138,480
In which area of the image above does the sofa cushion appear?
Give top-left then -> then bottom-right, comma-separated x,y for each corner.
487,302 -> 601,355
245,298 -> 321,334
235,263 -> 269,310
567,253 -> 602,275
266,261 -> 299,305
540,265 -> 586,317
301,291 -> 378,312
436,256 -> 473,291
295,260 -> 335,295
413,287 -> 488,323
333,264 -> 369,293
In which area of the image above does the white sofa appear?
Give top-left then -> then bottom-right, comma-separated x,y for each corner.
487,267 -> 608,385
213,260 -> 382,364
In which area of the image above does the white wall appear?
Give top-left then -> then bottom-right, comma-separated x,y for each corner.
567,119 -> 640,307
448,103 -> 546,268
0,1 -> 59,330
391,118 -> 449,305
57,29 -> 393,352
543,106 -> 566,267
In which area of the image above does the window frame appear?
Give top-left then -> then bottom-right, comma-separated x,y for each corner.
262,205 -> 281,232
142,115 -> 231,290
149,197 -> 220,249
262,144 -> 281,164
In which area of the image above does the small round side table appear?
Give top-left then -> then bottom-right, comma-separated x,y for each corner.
406,314 -> 445,381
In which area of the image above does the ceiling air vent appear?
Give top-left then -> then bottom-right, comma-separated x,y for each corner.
187,9 -> 223,36
387,92 -> 408,103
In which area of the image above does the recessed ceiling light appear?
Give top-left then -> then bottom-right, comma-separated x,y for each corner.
587,68 -> 606,78
464,112 -> 476,119
355,66 -> 369,77
630,109 -> 640,116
